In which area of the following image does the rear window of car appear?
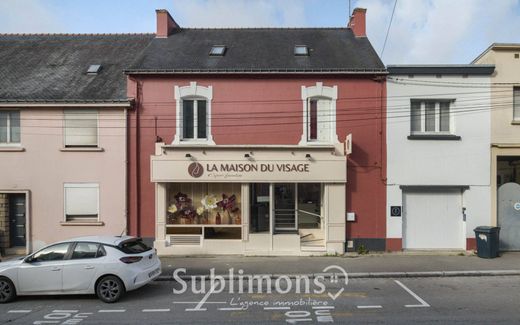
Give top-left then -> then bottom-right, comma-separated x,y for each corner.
118,239 -> 152,254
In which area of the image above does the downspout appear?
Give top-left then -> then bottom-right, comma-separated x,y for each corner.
123,107 -> 128,235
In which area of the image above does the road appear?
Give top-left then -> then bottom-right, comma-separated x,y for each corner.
0,276 -> 519,324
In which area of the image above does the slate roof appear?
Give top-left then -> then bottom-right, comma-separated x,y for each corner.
126,28 -> 386,74
0,34 -> 154,103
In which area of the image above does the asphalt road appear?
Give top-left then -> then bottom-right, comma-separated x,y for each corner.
0,276 -> 519,324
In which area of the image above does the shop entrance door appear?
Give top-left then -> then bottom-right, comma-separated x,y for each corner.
274,183 -> 297,232
8,194 -> 26,247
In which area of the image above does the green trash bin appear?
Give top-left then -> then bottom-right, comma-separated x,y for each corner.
474,226 -> 500,258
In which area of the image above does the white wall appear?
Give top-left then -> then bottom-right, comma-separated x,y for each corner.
386,74 -> 491,240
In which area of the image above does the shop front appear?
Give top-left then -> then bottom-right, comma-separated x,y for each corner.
151,143 -> 347,256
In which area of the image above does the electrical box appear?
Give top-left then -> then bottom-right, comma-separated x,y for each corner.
346,212 -> 356,221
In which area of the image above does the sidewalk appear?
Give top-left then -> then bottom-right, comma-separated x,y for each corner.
157,252 -> 520,280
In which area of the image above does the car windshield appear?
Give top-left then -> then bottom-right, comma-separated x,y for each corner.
118,239 -> 152,254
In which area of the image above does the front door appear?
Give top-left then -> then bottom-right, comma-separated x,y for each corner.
8,194 -> 26,247
274,183 -> 297,231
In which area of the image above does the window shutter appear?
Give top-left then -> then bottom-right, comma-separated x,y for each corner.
65,185 -> 99,217
514,87 -> 520,120
410,101 -> 421,133
317,99 -> 331,142
0,111 -> 7,143
64,110 -> 98,146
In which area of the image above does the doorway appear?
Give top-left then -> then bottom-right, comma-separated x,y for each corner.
8,194 -> 26,247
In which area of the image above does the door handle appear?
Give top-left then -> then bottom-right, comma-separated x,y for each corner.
51,267 -> 61,271
84,266 -> 95,270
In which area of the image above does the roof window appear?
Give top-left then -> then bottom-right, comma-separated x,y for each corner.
87,64 -> 102,75
209,46 -> 226,56
294,45 -> 309,56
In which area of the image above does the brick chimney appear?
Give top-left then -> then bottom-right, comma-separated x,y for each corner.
348,8 -> 367,37
156,9 -> 179,38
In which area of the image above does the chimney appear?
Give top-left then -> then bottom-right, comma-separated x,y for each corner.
156,9 -> 179,38
348,8 -> 367,37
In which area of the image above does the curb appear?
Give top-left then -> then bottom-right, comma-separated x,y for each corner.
155,269 -> 520,281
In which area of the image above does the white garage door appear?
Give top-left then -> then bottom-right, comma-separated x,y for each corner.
403,189 -> 464,250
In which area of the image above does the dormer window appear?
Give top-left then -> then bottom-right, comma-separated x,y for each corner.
87,64 -> 102,75
294,45 -> 309,56
209,45 -> 226,56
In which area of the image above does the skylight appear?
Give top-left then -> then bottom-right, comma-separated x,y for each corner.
294,45 -> 309,56
87,64 -> 102,75
209,46 -> 226,56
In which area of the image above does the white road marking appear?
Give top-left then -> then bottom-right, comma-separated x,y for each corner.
52,310 -> 79,313
142,309 -> 171,313
312,306 -> 335,310
185,283 -> 218,311
394,280 -> 431,308
7,310 -> 32,313
173,301 -> 226,304
98,309 -> 126,313
264,307 -> 291,310
217,307 -> 244,311
357,305 -> 383,309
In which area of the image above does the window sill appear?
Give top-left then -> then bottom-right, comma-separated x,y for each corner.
60,221 -> 105,226
511,120 -> 520,125
60,147 -> 104,152
407,134 -> 461,141
0,146 -> 25,152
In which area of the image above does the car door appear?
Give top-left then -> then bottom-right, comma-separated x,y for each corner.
17,242 -> 71,293
62,242 -> 105,292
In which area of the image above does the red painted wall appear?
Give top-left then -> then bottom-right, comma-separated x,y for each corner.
127,75 -> 387,246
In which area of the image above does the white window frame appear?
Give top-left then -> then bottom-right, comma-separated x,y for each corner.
63,183 -> 100,222
410,100 -> 455,135
0,110 -> 20,146
63,109 -> 99,147
299,82 -> 339,145
173,82 -> 215,145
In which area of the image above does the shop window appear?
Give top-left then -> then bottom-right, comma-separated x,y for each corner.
166,183 -> 241,226
410,100 -> 453,135
64,110 -> 98,147
0,111 -> 20,144
64,183 -> 99,222
297,183 -> 322,229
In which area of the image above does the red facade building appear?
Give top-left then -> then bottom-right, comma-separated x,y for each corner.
126,8 -> 387,255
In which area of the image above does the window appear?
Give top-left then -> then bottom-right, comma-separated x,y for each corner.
209,46 -> 226,56
410,100 -> 453,134
307,98 -> 332,142
64,183 -> 99,222
64,110 -> 98,147
118,239 -> 152,254
71,242 -> 105,259
32,243 -> 71,262
514,87 -> 520,121
0,111 -> 20,144
294,45 -> 309,56
182,99 -> 207,140
173,82 -> 214,145
300,82 -> 338,145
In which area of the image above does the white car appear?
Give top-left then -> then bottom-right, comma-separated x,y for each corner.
0,236 -> 161,303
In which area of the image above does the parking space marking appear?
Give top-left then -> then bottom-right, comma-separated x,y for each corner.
217,307 -> 244,311
98,309 -> 126,313
8,310 -> 32,313
394,280 -> 430,308
356,305 -> 382,309
312,306 -> 334,310
52,310 -> 79,313
142,309 -> 170,312
264,307 -> 291,310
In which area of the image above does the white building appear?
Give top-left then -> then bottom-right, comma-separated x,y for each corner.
386,65 -> 494,251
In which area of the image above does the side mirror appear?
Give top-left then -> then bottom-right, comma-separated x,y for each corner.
24,256 -> 33,263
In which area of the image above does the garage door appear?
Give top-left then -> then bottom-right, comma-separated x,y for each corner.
403,189 -> 464,250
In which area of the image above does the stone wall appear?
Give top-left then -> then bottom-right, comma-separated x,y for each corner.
0,194 -> 9,253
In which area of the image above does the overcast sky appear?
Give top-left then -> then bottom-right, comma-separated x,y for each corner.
1,0 -> 519,64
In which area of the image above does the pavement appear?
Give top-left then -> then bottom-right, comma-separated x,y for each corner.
157,252 -> 520,280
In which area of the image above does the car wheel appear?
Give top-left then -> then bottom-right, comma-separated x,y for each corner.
96,276 -> 125,303
0,277 -> 16,303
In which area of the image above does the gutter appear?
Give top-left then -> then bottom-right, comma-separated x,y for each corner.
124,69 -> 388,75
0,102 -> 133,108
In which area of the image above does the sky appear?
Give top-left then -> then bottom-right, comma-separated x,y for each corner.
1,0 -> 520,65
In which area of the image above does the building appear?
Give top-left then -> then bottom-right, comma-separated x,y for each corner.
473,44 -> 520,250
386,65 -> 494,250
125,9 -> 388,255
0,34 -> 153,254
